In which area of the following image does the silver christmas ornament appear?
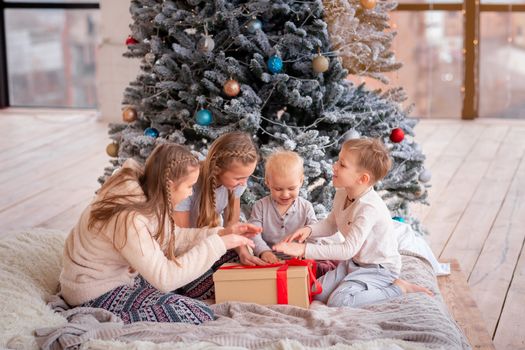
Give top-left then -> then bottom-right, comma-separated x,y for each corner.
197,35 -> 215,53
419,169 -> 432,183
246,18 -> 262,33
344,129 -> 360,141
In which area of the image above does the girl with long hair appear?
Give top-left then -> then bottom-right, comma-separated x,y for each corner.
60,143 -> 261,324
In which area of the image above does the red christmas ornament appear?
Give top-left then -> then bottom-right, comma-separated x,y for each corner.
390,128 -> 405,143
125,35 -> 138,45
223,79 -> 241,97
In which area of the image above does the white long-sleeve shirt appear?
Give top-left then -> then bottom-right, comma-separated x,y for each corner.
305,188 -> 401,274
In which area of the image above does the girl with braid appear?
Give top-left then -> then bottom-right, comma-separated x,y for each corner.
174,132 -> 268,299
60,143 -> 261,324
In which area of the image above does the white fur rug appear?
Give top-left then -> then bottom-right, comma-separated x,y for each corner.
0,230 -> 431,350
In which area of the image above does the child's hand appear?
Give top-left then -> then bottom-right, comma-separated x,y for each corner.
260,251 -> 281,264
237,245 -> 268,266
220,234 -> 255,250
273,242 -> 306,258
282,227 -> 312,243
220,223 -> 262,238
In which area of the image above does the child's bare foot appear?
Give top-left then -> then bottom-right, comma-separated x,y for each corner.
394,279 -> 434,297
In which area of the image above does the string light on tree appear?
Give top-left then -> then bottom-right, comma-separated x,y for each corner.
144,127 -> 159,138
389,127 -> 405,143
195,108 -> 213,126
267,55 -> 283,74
360,0 -> 376,10
106,143 -> 119,157
122,107 -> 137,123
223,79 -> 241,97
125,35 -> 138,45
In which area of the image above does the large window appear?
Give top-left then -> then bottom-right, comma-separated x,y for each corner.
480,11 -> 525,118
360,11 -> 463,119
0,1 -> 99,108
376,1 -> 525,119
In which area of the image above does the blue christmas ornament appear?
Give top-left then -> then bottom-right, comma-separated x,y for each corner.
144,127 -> 159,138
392,216 -> 405,223
195,109 -> 213,126
247,18 -> 262,33
267,55 -> 283,74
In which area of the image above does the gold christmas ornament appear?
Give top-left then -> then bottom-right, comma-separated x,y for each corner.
106,143 -> 119,157
360,0 -> 376,10
312,55 -> 330,73
122,107 -> 138,123
223,79 -> 241,97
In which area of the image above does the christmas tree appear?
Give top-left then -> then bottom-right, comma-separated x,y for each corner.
103,0 -> 431,233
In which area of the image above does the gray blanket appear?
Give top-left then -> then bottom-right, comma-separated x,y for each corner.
35,255 -> 471,350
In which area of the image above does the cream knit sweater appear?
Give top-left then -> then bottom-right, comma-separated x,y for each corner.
60,160 -> 226,306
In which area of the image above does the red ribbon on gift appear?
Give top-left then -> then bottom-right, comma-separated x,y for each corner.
218,258 -> 322,304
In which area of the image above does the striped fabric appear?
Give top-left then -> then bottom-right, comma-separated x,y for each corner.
81,275 -> 214,324
176,250 -> 239,300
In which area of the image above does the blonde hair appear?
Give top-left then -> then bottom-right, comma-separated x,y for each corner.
196,132 -> 259,228
89,143 -> 199,260
264,150 -> 304,182
342,138 -> 392,183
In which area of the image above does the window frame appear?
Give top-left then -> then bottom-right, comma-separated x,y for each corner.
0,0 -> 99,108
1,1 -> 524,117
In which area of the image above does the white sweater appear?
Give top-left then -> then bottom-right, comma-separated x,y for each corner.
60,160 -> 226,306
305,188 -> 401,274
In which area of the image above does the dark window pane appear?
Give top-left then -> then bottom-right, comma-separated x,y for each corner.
480,12 -> 525,118
5,9 -> 99,108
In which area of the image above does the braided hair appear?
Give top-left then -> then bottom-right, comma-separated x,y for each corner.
89,143 -> 199,260
196,132 -> 259,228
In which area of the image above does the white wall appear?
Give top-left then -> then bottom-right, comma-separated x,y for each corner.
96,0 -> 140,123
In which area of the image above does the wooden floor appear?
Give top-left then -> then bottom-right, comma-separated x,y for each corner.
1,109 -> 524,349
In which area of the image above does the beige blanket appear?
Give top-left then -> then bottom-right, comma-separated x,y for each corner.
0,230 -> 470,350
34,255 -> 470,350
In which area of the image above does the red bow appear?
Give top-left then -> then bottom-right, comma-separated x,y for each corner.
219,258 -> 322,304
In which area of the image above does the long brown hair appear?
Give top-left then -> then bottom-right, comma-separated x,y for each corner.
196,132 -> 258,228
89,143 -> 199,259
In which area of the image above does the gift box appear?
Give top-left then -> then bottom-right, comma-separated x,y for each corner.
213,259 -> 321,308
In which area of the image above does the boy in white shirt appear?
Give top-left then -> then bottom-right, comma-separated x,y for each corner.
274,138 -> 431,307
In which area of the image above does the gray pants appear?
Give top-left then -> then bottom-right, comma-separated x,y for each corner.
315,260 -> 402,307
